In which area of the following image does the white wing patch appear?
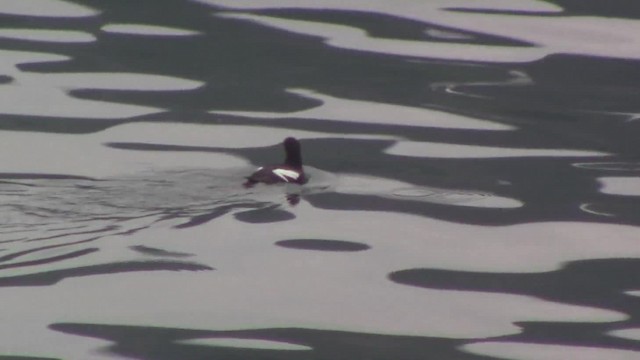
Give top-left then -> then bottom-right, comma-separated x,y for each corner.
272,168 -> 299,182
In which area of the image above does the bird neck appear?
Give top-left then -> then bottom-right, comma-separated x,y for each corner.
285,153 -> 302,169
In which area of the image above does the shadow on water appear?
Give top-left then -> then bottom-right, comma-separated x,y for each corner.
390,258 -> 640,353
0,260 -> 212,287
275,239 -> 370,252
49,322 -> 494,360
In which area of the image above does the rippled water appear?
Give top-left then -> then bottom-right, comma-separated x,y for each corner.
1,0 -> 640,359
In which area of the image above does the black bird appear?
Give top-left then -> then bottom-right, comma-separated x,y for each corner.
243,137 -> 307,188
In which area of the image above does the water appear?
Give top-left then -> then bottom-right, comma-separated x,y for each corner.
0,0 -> 639,359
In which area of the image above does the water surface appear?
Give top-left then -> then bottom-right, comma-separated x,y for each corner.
1,0 -> 640,359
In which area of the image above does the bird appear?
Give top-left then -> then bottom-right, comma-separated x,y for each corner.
243,137 -> 307,188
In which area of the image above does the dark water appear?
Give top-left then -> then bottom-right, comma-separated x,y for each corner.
1,0 -> 640,359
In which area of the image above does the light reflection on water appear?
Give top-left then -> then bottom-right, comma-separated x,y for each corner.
0,0 -> 639,359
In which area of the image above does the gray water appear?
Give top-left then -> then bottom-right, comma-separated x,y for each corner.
1,0 -> 640,359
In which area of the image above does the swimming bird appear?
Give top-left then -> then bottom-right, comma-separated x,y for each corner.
243,137 -> 307,188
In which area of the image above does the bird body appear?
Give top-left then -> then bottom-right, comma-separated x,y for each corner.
244,137 -> 307,187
